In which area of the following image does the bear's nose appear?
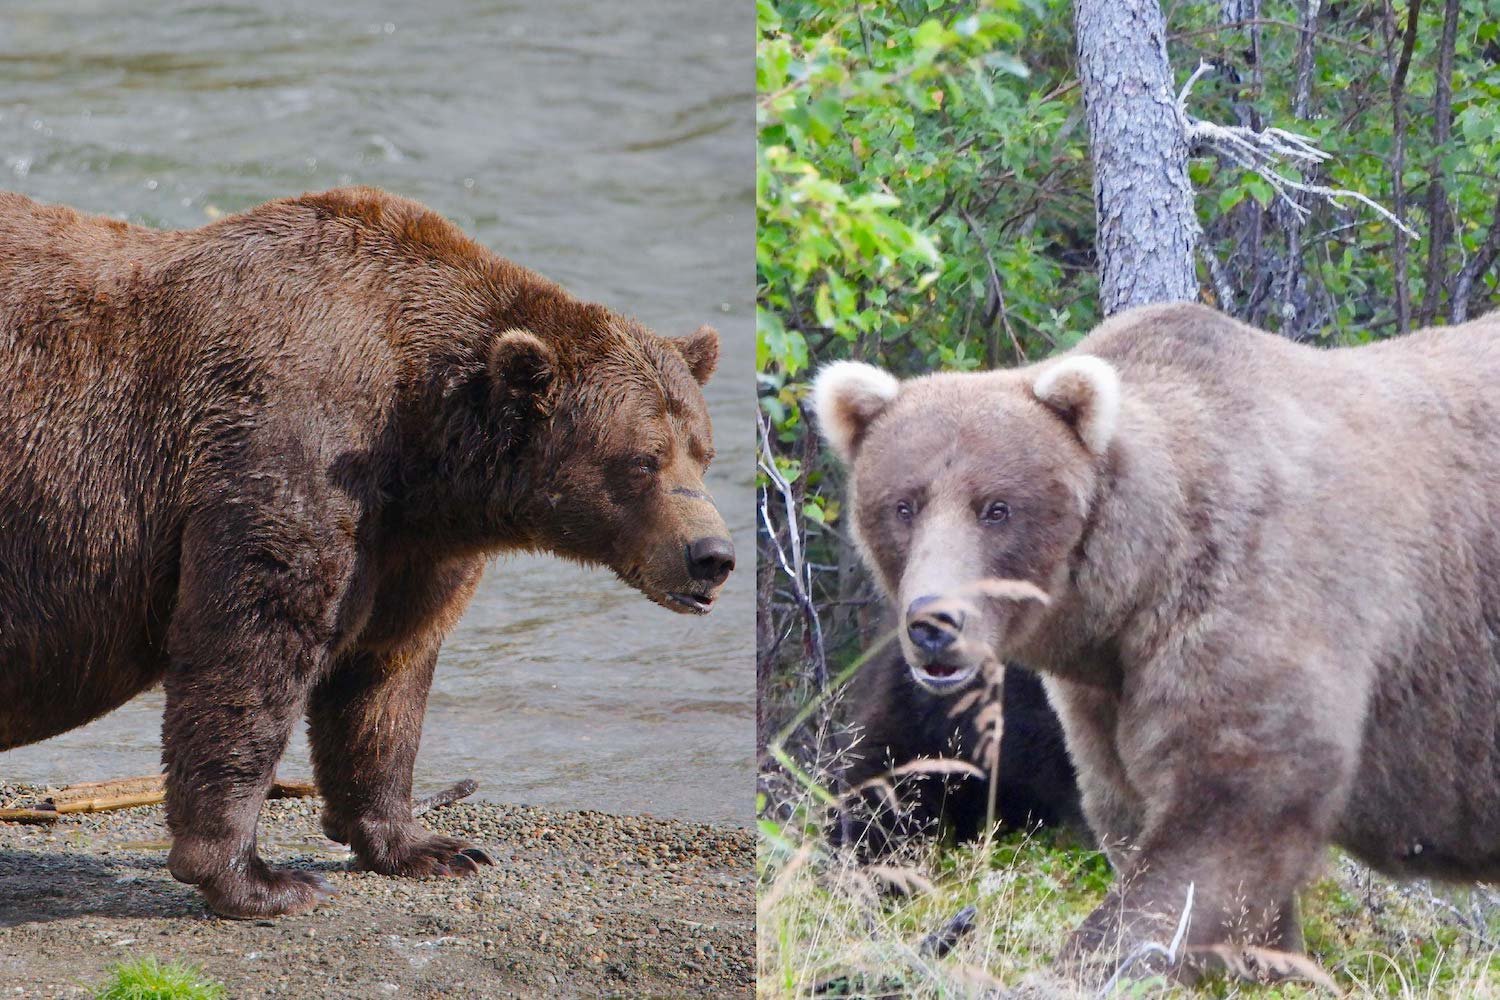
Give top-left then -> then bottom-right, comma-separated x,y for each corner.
686,536 -> 735,585
906,595 -> 965,655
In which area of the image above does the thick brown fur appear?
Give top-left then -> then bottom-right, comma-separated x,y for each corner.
814,302 -> 1500,979
0,187 -> 734,918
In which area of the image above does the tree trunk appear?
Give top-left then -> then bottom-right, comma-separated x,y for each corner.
1418,0 -> 1461,327
1074,0 -> 1200,315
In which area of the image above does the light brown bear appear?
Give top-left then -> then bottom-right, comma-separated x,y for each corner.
814,301 -> 1500,979
0,187 -> 734,918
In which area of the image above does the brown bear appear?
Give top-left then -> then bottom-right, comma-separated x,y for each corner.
834,643 -> 1083,855
813,301 -> 1500,980
0,187 -> 735,919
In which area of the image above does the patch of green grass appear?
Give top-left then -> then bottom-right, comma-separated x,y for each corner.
93,957 -> 226,1000
759,799 -> 1500,998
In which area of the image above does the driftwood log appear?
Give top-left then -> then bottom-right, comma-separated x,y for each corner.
413,779 -> 480,816
0,774 -> 319,822
2,774 -> 475,823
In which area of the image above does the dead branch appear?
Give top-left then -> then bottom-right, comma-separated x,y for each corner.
268,779 -> 318,800
1177,60 -> 1418,241
0,807 -> 61,825
758,407 -> 828,687
1452,190 -> 1500,322
918,905 -> 977,958
1387,0 -> 1424,332
1419,0 -> 1462,326
413,779 -> 480,817
6,774 -> 321,817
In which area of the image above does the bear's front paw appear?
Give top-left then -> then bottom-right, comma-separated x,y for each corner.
353,823 -> 496,878
199,862 -> 335,919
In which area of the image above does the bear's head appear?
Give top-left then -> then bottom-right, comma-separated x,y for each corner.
812,355 -> 1120,691
475,314 -> 734,615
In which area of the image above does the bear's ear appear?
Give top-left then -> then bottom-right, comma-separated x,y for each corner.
1031,354 -> 1120,457
812,360 -> 901,463
488,329 -> 555,413
672,325 -> 719,385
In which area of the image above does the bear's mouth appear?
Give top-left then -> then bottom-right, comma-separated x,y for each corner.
666,591 -> 715,615
908,658 -> 980,693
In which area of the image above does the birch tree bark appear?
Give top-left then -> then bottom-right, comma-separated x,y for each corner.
1074,0 -> 1200,315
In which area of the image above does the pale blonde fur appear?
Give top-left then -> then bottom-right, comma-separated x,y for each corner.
1031,354 -> 1120,457
812,360 -> 900,463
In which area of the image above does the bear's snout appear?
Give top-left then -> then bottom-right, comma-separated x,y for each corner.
905,595 -> 965,656
686,535 -> 736,586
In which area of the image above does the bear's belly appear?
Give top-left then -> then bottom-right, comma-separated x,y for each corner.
0,637 -> 166,750
0,555 -> 173,750
1336,661 -> 1500,882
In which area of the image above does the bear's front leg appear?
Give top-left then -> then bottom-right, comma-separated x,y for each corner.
1041,676 -> 1145,868
1059,647 -> 1359,987
308,643 -> 495,878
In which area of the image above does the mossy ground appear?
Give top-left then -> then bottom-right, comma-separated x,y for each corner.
758,815 -> 1500,998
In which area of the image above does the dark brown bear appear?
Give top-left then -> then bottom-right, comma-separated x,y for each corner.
0,187 -> 735,918
835,644 -> 1084,855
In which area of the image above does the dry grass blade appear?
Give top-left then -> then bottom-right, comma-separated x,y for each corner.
833,864 -> 883,911
969,578 -> 1051,604
886,758 -> 987,781
867,864 -> 936,897
759,841 -> 815,913
1188,943 -> 1340,993
973,702 -> 1003,735
947,688 -> 984,717
842,775 -> 903,814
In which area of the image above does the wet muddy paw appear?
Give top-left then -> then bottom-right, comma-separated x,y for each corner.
356,825 -> 496,878
199,863 -> 335,919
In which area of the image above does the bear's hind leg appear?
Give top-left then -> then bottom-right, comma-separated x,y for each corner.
162,625 -> 336,919
308,644 -> 495,878
161,508 -> 348,919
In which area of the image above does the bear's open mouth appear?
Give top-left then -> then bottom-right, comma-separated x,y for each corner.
909,659 -> 980,692
667,591 -> 715,614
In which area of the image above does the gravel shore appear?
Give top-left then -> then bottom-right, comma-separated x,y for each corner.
0,783 -> 752,998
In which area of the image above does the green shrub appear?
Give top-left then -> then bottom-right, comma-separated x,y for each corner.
94,957 -> 227,1000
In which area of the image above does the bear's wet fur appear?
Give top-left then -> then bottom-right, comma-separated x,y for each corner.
0,187 -> 734,918
834,642 -> 1085,855
814,301 -> 1500,982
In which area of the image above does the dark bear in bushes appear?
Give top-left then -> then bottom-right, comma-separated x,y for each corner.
835,639 -> 1084,855
0,187 -> 734,918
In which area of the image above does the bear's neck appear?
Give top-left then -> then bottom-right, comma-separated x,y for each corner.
1016,397 -> 1192,683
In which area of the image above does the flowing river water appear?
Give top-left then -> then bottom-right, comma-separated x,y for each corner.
0,0 -> 754,825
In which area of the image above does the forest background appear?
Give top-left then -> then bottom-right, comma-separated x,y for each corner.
756,0 -> 1500,737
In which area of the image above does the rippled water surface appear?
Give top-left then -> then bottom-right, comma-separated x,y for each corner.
0,0 -> 753,825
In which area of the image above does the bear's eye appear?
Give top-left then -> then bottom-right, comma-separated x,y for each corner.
980,500 -> 1010,524
634,455 -> 660,476
894,499 -> 914,523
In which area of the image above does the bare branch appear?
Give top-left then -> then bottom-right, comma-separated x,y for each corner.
1451,190 -> 1500,323
1419,0 -> 1462,326
1387,0 -> 1424,333
756,410 -> 827,688
1179,60 -> 1419,240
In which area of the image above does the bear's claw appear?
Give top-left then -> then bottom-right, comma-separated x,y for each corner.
354,827 -> 496,879
200,866 -> 336,920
